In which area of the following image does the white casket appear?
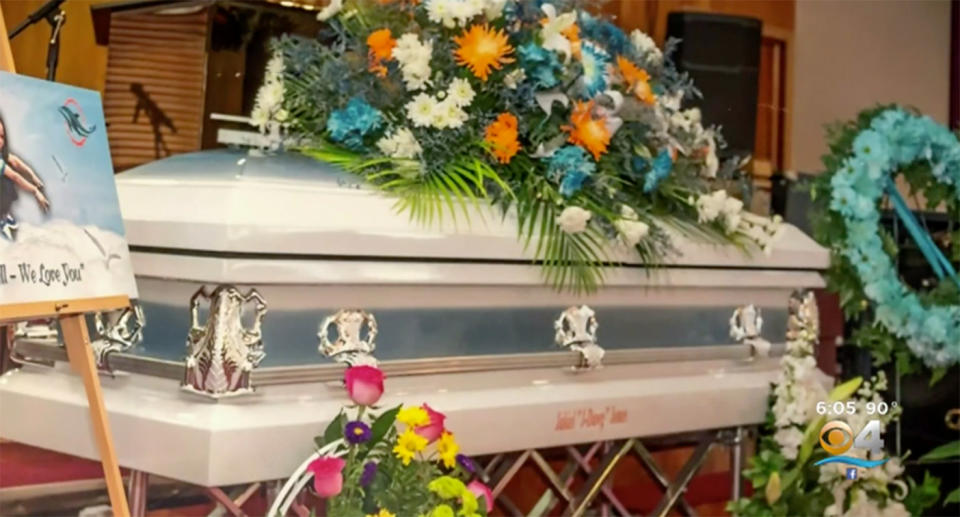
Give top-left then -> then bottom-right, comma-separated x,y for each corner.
0,149 -> 828,488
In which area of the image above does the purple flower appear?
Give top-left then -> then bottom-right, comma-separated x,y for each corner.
456,454 -> 477,474
360,461 -> 378,487
345,421 -> 372,445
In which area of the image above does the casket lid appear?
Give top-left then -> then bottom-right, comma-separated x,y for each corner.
116,149 -> 828,270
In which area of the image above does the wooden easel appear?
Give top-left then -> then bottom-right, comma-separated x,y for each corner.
1,6 -> 132,516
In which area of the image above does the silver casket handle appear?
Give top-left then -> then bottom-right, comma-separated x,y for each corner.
318,309 -> 379,367
181,285 -> 267,399
555,305 -> 604,370
730,303 -> 771,359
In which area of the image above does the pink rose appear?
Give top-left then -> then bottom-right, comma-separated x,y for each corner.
467,480 -> 494,513
307,456 -> 346,498
344,365 -> 384,406
414,403 -> 446,443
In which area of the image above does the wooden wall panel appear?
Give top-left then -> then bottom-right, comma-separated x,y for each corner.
0,0 -> 113,91
104,8 -> 209,171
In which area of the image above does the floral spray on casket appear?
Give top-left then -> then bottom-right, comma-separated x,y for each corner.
282,365 -> 492,517
251,0 -> 783,292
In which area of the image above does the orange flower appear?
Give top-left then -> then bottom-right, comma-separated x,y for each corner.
367,28 -> 396,77
454,24 -> 515,81
563,101 -> 611,160
616,56 -> 655,105
562,23 -> 581,58
484,113 -> 521,164
368,29 -> 396,61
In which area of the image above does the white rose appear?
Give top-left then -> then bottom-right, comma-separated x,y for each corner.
615,219 -> 650,247
556,206 -> 591,234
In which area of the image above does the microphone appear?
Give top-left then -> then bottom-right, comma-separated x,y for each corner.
8,0 -> 66,39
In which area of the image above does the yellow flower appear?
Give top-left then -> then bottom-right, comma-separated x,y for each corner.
437,431 -> 460,469
459,489 -> 479,517
454,24 -> 515,81
397,406 -> 430,427
429,505 -> 455,517
428,476 -> 466,499
367,510 -> 396,517
393,428 -> 428,465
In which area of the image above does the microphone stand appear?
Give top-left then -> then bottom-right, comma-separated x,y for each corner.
7,0 -> 66,81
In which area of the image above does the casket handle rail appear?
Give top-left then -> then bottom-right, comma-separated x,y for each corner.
181,285 -> 267,400
317,309 -> 379,367
554,305 -> 604,371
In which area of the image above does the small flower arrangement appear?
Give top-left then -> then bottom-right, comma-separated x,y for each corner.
252,0 -> 782,292
306,365 -> 492,517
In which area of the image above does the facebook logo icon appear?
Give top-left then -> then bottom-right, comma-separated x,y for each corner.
846,468 -> 858,480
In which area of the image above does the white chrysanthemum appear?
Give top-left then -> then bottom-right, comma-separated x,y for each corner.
316,0 -> 343,21
426,0 -> 484,28
484,0 -> 508,20
406,93 -> 438,127
447,77 -> 476,108
556,206 -> 591,234
540,3 -> 577,61
377,127 -> 422,159
630,29 -> 662,64
431,98 -> 468,129
774,427 -> 803,460
504,68 -> 526,89
394,34 -> 433,91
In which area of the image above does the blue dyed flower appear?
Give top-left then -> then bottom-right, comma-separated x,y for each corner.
344,420 -> 372,444
518,43 -> 563,89
643,149 -> 673,193
360,461 -> 377,487
829,185 -> 859,218
579,12 -> 630,56
326,97 -> 383,150
548,145 -> 596,197
852,129 -> 892,175
579,42 -> 610,97
923,313 -> 948,343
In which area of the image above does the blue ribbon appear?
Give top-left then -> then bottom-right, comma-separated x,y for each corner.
885,178 -> 960,289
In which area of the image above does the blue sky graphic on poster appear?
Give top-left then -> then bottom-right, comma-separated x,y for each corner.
0,72 -> 138,305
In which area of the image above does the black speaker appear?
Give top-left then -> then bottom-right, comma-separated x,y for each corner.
666,12 -> 762,159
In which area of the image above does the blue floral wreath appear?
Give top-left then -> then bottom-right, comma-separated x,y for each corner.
828,109 -> 960,367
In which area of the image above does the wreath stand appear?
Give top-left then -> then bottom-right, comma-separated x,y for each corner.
0,8 -> 132,515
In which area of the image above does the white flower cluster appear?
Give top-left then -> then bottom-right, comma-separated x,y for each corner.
829,490 -> 910,517
250,51 -> 288,147
376,128 -> 423,159
694,190 -> 782,254
405,78 -> 475,130
316,0 -> 342,22
556,206 -> 591,234
394,34 -> 434,91
614,205 -> 650,247
630,29 -> 662,66
770,318 -> 910,516
653,98 -> 718,179
426,0 -> 507,29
